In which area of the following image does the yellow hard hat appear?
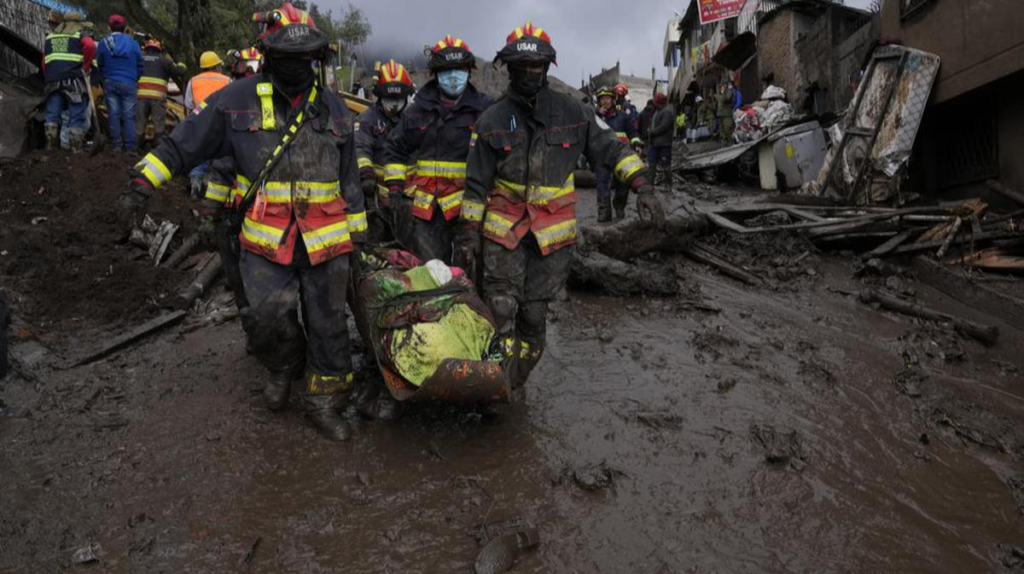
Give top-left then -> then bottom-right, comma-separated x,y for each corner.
199,51 -> 224,69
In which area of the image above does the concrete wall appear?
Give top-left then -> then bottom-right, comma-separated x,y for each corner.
880,0 -> 1024,103
996,71 -> 1024,196
757,12 -> 797,103
0,0 -> 49,80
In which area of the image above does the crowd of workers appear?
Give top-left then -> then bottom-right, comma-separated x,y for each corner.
45,3 -> 666,442
41,10 -> 258,153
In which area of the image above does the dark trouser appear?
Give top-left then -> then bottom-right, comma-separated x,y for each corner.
482,234 -> 573,387
391,196 -> 417,254
103,80 -> 138,151
409,207 -> 455,264
366,185 -> 393,244
647,145 -> 672,184
595,165 -> 629,211
719,115 -> 735,143
135,98 -> 166,147
239,250 -> 352,394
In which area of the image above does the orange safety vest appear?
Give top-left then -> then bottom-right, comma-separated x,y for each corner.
189,71 -> 231,112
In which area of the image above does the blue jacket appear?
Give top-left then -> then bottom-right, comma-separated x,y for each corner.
97,32 -> 143,86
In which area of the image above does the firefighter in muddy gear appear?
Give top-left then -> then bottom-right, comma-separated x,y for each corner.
594,86 -> 641,222
382,35 -> 491,264
355,59 -> 415,243
614,83 -> 639,136
119,7 -> 367,441
459,22 -> 664,388
42,10 -> 96,152
136,38 -> 185,150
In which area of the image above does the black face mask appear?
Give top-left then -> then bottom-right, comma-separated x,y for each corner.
509,67 -> 546,99
267,56 -> 315,95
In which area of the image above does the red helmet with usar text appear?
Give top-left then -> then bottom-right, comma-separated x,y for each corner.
496,21 -> 557,66
375,59 -> 415,98
428,35 -> 475,72
254,3 -> 327,56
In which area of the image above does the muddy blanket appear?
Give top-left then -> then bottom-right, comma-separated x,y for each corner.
360,251 -> 496,386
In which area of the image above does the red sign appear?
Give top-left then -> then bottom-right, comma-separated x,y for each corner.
698,0 -> 746,25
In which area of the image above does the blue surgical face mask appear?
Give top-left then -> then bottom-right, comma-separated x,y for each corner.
437,69 -> 469,98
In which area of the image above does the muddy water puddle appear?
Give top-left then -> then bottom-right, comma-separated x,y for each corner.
2,260 -> 1023,573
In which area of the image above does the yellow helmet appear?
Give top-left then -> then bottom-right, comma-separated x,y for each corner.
199,51 -> 224,70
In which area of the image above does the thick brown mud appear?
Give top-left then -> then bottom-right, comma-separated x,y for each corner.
2,178 -> 1023,572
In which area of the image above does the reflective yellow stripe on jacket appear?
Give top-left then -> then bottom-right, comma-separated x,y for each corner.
495,174 -> 574,205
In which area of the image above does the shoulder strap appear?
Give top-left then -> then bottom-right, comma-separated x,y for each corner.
234,83 -> 320,221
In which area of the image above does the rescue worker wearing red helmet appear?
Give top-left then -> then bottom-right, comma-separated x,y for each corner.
459,22 -> 664,388
383,35 -> 492,264
136,38 -> 186,150
614,83 -> 639,132
119,3 -> 368,441
355,59 -> 415,244
230,46 -> 263,80
594,85 -> 642,222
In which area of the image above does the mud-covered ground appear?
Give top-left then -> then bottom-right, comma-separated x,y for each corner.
2,157 -> 1023,573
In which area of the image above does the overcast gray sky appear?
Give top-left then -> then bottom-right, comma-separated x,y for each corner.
327,0 -> 874,87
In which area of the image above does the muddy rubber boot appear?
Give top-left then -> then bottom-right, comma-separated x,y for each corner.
376,393 -> 405,422
303,394 -> 352,442
264,372 -> 293,411
68,129 -> 85,153
614,206 -> 626,221
597,202 -> 612,223
44,124 -> 59,151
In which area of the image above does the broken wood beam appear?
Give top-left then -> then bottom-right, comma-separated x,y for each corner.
858,288 -> 999,345
935,217 -> 963,259
682,245 -> 762,285
887,230 -> 1022,257
68,310 -> 188,367
580,212 -> 710,261
161,232 -> 202,269
569,252 -> 679,296
986,180 -> 1024,207
863,229 -> 916,258
177,255 -> 223,309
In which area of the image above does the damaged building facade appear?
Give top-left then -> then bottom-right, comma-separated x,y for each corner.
668,0 -> 876,115
883,0 -> 1024,201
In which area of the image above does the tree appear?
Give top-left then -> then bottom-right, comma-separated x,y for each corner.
78,0 -> 371,77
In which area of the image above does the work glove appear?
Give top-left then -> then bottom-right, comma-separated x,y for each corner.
360,177 -> 378,202
453,225 -> 482,277
390,186 -> 412,214
635,184 -> 665,227
116,176 -> 153,229
198,213 -> 217,248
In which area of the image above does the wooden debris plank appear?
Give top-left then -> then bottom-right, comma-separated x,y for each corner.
986,180 -> 1024,207
935,217 -> 963,259
683,245 -> 762,286
864,229 -> 916,258
858,289 -> 999,345
69,310 -> 188,367
888,230 -> 1022,256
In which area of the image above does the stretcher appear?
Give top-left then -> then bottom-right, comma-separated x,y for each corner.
351,249 -> 509,404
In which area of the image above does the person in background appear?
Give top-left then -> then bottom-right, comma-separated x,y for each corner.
41,10 -> 95,152
594,86 -> 642,222
96,14 -> 143,153
638,98 -> 655,146
715,82 -> 735,143
183,51 -> 231,197
136,38 -> 185,151
647,92 -> 675,186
